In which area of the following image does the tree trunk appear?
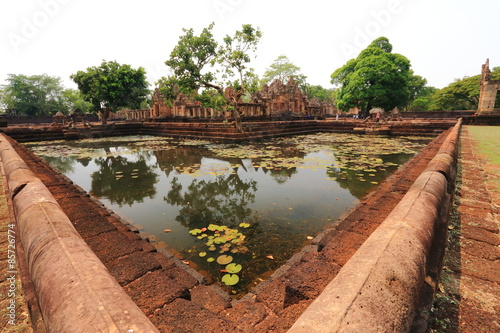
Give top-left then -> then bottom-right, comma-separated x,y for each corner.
100,108 -> 109,125
232,108 -> 244,133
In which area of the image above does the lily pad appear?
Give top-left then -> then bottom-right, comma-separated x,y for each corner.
239,222 -> 251,228
221,273 -> 239,286
226,263 -> 242,273
214,236 -> 227,244
189,229 -> 202,235
199,252 -> 207,257
207,257 -> 215,262
216,255 -> 233,265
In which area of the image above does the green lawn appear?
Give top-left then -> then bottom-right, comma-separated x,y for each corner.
466,125 -> 500,165
465,125 -> 500,194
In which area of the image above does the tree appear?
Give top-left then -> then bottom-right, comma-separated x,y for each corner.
62,89 -> 93,114
408,86 -> 439,111
71,60 -> 149,124
159,23 -> 262,132
262,55 -> 305,84
331,37 -> 413,115
303,84 -> 336,103
430,67 -> 500,110
0,74 -> 68,116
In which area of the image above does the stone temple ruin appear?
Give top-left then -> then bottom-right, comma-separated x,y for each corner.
478,58 -> 500,114
124,77 -> 336,121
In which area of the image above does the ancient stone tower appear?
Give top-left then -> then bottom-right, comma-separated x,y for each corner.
477,59 -> 500,114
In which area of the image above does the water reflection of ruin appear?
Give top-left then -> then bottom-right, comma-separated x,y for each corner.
121,78 -> 336,121
153,144 -> 304,183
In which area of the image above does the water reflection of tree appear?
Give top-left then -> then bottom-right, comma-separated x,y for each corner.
267,167 -> 298,184
42,156 -> 77,174
327,167 -> 377,199
327,153 -> 413,199
90,150 -> 159,207
164,173 -> 257,230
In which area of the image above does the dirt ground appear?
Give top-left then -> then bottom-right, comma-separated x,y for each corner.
429,126 -> 500,333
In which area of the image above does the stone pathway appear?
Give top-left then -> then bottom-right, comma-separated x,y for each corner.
431,126 -> 500,332
456,127 -> 500,331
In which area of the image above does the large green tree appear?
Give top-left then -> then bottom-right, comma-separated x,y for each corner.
71,60 -> 149,124
1,74 -> 68,116
303,85 -> 336,103
262,55 -> 305,84
62,89 -> 93,114
408,86 -> 439,111
430,67 -> 500,110
159,23 -> 262,132
331,37 -> 414,115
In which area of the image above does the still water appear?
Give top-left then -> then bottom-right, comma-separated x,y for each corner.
25,133 -> 432,294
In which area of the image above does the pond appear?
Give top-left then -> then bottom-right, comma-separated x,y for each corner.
25,133 -> 432,295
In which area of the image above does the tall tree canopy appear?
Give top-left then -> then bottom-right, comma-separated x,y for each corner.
408,86 -> 439,111
159,23 -> 262,132
262,55 -> 305,84
430,67 -> 500,110
1,74 -> 68,116
303,85 -> 336,103
71,60 -> 149,123
331,37 -> 416,114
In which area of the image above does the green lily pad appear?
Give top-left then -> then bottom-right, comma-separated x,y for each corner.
214,236 -> 227,244
239,222 -> 251,228
189,229 -> 202,235
216,255 -> 233,265
226,263 -> 242,273
221,273 -> 239,286
207,257 -> 215,262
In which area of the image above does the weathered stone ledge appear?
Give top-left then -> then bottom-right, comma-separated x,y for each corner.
0,119 -> 457,143
0,134 -> 159,332
288,119 -> 461,332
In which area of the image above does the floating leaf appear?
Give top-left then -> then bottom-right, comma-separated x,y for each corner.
189,229 -> 202,235
207,257 -> 215,262
214,236 -> 227,244
226,263 -> 242,273
199,252 -> 207,257
222,273 -> 239,286
217,255 -> 233,265
239,222 -> 250,228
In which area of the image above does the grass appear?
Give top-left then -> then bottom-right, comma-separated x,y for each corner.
466,125 -> 500,197
466,125 -> 500,165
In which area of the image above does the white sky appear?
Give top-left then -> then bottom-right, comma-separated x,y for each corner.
1,0 -> 499,91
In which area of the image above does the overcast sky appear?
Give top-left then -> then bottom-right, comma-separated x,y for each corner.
1,0 -> 499,91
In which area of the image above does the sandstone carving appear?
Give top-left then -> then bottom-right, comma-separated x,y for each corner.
478,58 -> 500,114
